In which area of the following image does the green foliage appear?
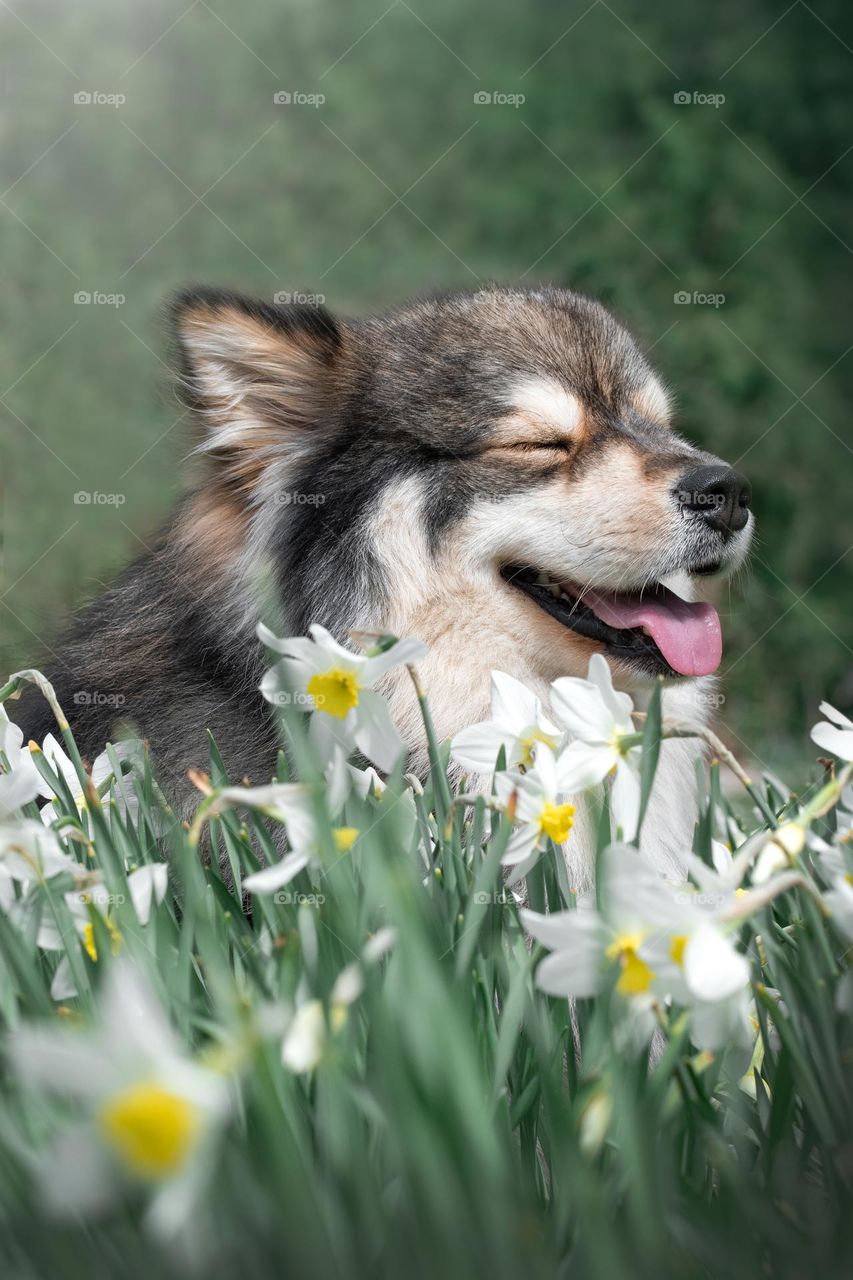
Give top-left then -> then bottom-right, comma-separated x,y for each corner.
1,667 -> 853,1279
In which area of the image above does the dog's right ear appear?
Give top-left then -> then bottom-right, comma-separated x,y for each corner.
170,287 -> 345,484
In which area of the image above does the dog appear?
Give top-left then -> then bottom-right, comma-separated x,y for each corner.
19,285 -> 752,886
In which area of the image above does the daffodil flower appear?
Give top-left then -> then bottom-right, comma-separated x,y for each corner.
522,844 -> 752,1049
450,670 -> 562,773
495,747 -> 578,883
0,819 -> 80,909
0,706 -> 45,817
34,862 -> 169,1000
750,818 -> 808,885
7,963 -> 230,1231
811,701 -> 853,762
38,734 -> 142,827
549,654 -> 642,839
258,623 -> 426,771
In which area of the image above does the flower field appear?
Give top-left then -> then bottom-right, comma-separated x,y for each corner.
1,630 -> 852,1280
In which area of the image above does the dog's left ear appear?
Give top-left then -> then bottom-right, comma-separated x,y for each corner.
170,287 -> 345,483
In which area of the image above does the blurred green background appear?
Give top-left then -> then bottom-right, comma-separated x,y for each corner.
1,0 -> 851,770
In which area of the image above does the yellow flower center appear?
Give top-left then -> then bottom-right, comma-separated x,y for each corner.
332,826 -> 359,852
538,802 -> 576,843
606,931 -> 655,996
307,668 -> 360,719
330,1003 -> 348,1034
669,934 -> 688,968
98,1081 -> 201,1179
517,729 -> 558,769
81,918 -> 123,963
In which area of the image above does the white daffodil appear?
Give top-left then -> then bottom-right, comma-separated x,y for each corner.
38,735 -> 142,827
494,747 -> 577,884
203,782 -> 356,895
522,844 -> 752,1050
34,863 -> 169,1000
751,818 -> 807,885
6,962 -> 230,1233
0,819 -> 80,888
281,999 -> 326,1074
549,654 -> 642,839
521,844 -> 677,1003
281,929 -> 394,1073
0,706 -> 45,818
811,702 -> 853,762
451,670 -> 562,774
258,623 -> 426,772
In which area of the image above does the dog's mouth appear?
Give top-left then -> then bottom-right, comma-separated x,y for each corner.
500,566 -> 722,678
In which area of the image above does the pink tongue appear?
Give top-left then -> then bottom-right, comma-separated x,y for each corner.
581,585 -> 722,677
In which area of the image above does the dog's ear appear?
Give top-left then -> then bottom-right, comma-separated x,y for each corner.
170,287 -> 345,491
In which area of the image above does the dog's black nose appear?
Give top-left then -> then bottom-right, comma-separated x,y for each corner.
676,464 -> 751,536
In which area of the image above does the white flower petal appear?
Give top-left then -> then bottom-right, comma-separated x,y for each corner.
0,762 -> 44,817
363,926 -> 397,963
244,851 -> 311,893
817,701 -> 853,731
352,689 -> 406,772
361,637 -> 428,683
307,624 -> 367,669
501,822 -> 541,866
127,863 -> 169,925
690,990 -> 753,1051
554,741 -> 615,792
38,1123 -> 116,1216
520,906 -> 606,953
489,671 -> 541,734
41,734 -> 81,800
550,677 -> 615,743
825,879 -> 853,942
683,923 -> 750,1003
811,722 -> 853,763
331,962 -> 364,1006
256,624 -> 320,661
309,707 -> 357,767
282,1000 -> 325,1074
450,722 -> 514,774
50,955 -> 78,1001
535,945 -> 604,999
586,653 -> 634,723
610,760 -> 641,840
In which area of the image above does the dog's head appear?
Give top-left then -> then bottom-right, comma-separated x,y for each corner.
172,285 -> 752,735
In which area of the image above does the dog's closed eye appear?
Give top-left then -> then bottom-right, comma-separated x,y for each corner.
487,439 -> 572,455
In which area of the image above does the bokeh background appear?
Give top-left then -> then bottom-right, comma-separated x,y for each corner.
1,0 -> 851,772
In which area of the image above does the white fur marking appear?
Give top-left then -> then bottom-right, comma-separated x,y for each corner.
508,378 -> 582,434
